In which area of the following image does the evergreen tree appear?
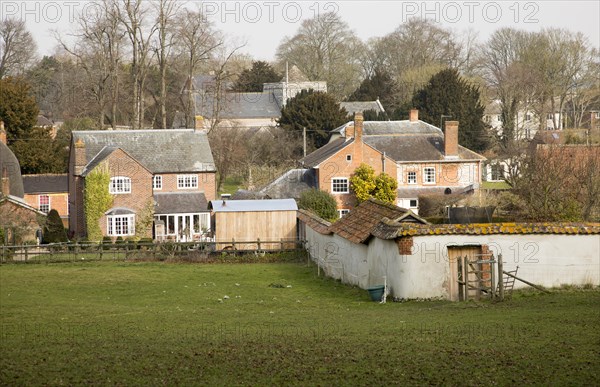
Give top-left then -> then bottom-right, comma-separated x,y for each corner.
278,90 -> 348,149
347,68 -> 397,110
298,188 -> 339,222
0,77 -> 38,142
411,68 -> 491,152
42,209 -> 68,243
232,61 -> 281,92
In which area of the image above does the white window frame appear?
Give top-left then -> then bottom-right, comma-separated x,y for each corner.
423,167 -> 436,184
107,214 -> 135,236
153,175 -> 162,190
109,176 -> 131,194
39,194 -> 51,213
338,209 -> 350,217
407,171 -> 417,185
177,174 -> 198,189
409,199 -> 418,208
331,177 -> 349,194
595,112 -> 600,119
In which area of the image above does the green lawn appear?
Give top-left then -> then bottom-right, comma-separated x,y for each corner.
1,261 -> 599,385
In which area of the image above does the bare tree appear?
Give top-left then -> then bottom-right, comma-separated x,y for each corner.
116,0 -> 157,129
174,7 -> 222,128
0,18 -> 36,78
152,0 -> 181,129
56,0 -> 124,129
276,12 -> 363,98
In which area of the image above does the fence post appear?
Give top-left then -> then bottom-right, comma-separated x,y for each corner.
24,245 -> 28,262
498,254 -> 504,301
257,238 -> 261,251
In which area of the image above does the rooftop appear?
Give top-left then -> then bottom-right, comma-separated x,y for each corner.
72,129 -> 216,174
22,174 -> 68,194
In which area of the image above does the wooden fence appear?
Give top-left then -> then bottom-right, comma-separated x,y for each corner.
0,239 -> 304,264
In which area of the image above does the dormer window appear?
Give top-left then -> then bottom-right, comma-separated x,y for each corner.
109,177 -> 131,194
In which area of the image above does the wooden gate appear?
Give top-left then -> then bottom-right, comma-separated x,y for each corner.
448,246 -> 496,301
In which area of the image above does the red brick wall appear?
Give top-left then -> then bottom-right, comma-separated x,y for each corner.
24,193 -> 69,227
396,162 -> 481,188
317,136 -> 398,210
156,172 -> 216,201
396,236 -> 414,255
97,149 -> 154,238
0,200 -> 43,243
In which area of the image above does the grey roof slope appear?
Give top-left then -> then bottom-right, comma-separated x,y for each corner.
22,174 -> 68,194
154,192 -> 209,214
300,138 -> 353,168
364,136 -> 485,162
72,129 -> 216,174
0,142 -> 24,198
209,198 -> 298,212
195,92 -> 281,119
259,168 -> 317,199
331,120 -> 442,137
340,101 -> 385,114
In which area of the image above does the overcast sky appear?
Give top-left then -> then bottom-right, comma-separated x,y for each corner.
2,1 -> 599,60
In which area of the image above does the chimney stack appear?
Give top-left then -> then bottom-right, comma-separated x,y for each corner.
74,138 -> 87,174
444,121 -> 459,159
0,121 -> 6,145
195,115 -> 205,131
409,109 -> 419,122
353,112 -> 363,141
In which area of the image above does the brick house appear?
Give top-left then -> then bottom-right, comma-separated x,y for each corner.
300,110 -> 486,215
1,122 -> 46,244
69,124 -> 216,241
23,174 -> 69,227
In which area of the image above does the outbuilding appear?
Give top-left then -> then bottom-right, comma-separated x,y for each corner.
208,199 -> 298,250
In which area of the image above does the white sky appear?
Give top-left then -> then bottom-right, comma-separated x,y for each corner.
1,1 -> 599,60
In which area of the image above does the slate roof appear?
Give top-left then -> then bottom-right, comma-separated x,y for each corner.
328,198 -> 427,244
0,142 -> 24,198
300,138 -> 353,168
22,174 -> 68,194
0,195 -> 46,215
209,198 -> 298,212
72,129 -> 216,174
259,168 -> 317,199
325,120 -> 485,162
363,136 -> 483,162
154,192 -> 209,214
371,221 -> 600,239
340,100 -> 385,114
195,92 -> 281,119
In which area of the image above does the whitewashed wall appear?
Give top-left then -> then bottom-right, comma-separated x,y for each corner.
303,222 -> 600,300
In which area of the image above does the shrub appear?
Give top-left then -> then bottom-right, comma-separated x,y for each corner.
42,209 -> 68,244
102,236 -> 113,250
298,188 -> 338,222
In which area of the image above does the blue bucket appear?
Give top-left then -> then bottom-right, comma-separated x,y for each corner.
367,285 -> 385,301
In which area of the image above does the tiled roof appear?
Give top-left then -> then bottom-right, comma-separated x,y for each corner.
331,120 -> 442,136
72,129 -> 216,174
22,174 -> 68,194
300,138 -> 352,168
340,101 -> 385,114
195,92 -> 281,119
371,221 -> 600,239
297,209 -> 332,235
154,192 -> 209,214
364,136 -> 485,162
328,198 -> 427,244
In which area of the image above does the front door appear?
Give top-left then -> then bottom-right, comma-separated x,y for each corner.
177,215 -> 194,242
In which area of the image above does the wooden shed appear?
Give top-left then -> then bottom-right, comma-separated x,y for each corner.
208,199 -> 298,250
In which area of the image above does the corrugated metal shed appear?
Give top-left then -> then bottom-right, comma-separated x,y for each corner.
209,199 -> 298,213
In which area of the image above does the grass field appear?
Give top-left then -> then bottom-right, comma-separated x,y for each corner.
1,261 -> 599,385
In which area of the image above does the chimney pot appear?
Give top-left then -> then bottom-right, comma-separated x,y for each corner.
409,109 -> 419,122
444,121 -> 459,159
